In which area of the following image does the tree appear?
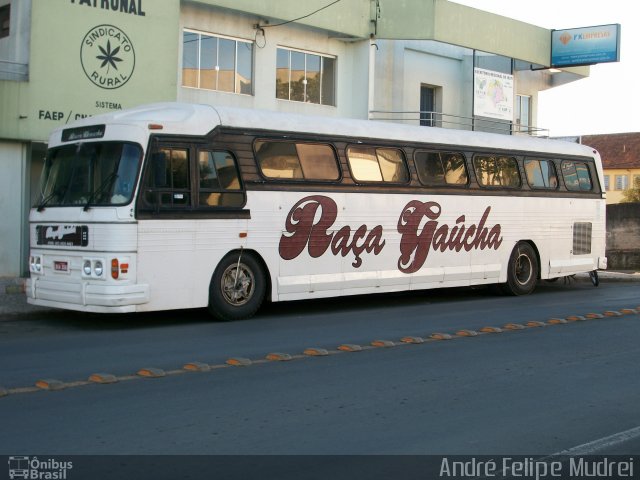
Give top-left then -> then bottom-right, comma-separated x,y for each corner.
621,177 -> 640,203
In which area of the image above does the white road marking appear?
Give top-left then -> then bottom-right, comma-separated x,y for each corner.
551,425 -> 640,456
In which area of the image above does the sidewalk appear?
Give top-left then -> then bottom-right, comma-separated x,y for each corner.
0,277 -> 51,317
2,271 -> 639,318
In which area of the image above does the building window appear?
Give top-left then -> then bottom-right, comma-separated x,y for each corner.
615,174 -> 629,191
0,4 -> 10,39
604,175 -> 610,191
182,30 -> 253,95
633,175 -> 640,189
276,47 -> 335,106
420,86 -> 436,127
515,95 -> 531,133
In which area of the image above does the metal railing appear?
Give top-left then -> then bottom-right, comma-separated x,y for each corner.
368,110 -> 549,137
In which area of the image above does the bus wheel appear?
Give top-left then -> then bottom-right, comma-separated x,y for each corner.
208,252 -> 266,321
502,242 -> 539,296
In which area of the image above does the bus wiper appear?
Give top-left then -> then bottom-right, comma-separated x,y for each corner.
37,192 -> 55,212
36,189 -> 64,212
83,172 -> 119,211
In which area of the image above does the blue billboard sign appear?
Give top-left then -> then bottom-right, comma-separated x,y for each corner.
551,24 -> 621,68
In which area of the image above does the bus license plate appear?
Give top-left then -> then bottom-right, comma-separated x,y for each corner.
54,261 -> 69,272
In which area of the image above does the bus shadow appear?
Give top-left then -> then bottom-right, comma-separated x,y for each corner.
22,278 -> 596,332
257,279 -> 595,320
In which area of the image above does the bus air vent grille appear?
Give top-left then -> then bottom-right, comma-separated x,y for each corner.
573,222 -> 592,255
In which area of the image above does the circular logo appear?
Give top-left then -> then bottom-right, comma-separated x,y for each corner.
559,32 -> 572,46
81,25 -> 135,90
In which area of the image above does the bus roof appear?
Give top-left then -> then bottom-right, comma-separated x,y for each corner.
58,102 -> 597,158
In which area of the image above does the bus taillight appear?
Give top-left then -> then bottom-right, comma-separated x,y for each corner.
110,258 -> 130,280
111,258 -> 119,279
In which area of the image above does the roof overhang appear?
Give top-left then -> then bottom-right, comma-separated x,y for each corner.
186,0 -> 589,77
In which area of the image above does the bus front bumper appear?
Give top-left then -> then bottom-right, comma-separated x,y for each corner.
26,277 -> 150,313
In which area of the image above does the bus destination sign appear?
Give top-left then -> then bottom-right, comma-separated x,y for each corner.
61,125 -> 106,142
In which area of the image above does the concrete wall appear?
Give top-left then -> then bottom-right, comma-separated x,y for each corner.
606,203 -> 640,270
1,0 -> 180,144
0,0 -> 30,81
0,141 -> 27,277
371,40 -> 472,126
412,42 -> 465,123
184,0 -> 372,39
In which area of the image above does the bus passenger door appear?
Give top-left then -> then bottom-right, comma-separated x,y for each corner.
136,143 -> 249,311
136,143 -> 198,311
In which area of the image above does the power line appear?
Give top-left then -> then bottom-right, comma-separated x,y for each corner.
258,0 -> 342,29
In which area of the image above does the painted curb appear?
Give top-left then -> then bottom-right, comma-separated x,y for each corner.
88,373 -> 118,384
137,368 -> 166,378
35,379 -> 66,391
183,362 -> 211,372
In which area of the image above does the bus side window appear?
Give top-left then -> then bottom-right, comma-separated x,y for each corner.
144,148 -> 190,208
296,143 -> 340,181
198,150 -> 245,207
562,160 -> 593,191
378,148 -> 409,183
348,147 -> 382,181
347,146 -> 409,183
473,155 -> 521,188
254,140 -> 340,181
575,163 -> 593,191
255,141 -> 302,179
151,151 -> 168,187
415,150 -> 468,186
524,158 -> 558,189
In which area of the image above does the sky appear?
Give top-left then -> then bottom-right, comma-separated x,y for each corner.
452,0 -> 639,137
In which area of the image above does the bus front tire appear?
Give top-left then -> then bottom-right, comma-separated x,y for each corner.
208,252 -> 266,321
501,242 -> 539,296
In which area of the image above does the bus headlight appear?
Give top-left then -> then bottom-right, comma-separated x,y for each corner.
30,255 -> 43,274
82,258 -> 106,278
94,260 -> 104,277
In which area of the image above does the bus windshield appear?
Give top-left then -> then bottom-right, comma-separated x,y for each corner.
36,142 -> 142,209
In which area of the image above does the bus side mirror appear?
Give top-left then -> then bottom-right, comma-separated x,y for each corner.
151,152 -> 168,187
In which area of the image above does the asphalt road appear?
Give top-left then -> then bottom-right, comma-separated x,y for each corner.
1,279 -> 639,477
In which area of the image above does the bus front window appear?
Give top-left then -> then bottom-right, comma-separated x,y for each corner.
37,142 -> 142,209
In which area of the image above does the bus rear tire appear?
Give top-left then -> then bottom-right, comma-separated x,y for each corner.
208,252 -> 266,321
501,242 -> 538,296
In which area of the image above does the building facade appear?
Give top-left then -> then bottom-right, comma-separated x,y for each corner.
580,133 -> 640,204
0,0 -> 590,277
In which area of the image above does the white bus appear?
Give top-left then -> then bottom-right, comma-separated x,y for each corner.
27,103 -> 607,320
